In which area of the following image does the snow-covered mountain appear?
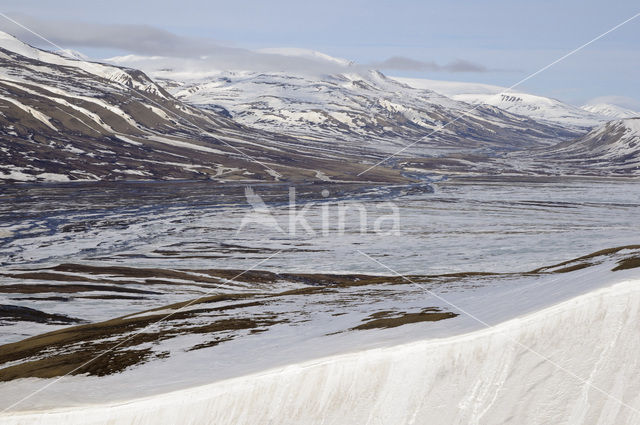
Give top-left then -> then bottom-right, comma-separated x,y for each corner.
393,77 -> 608,130
108,55 -> 582,157
581,103 -> 639,119
3,31 -> 637,181
536,118 -> 640,174
0,32 -> 403,183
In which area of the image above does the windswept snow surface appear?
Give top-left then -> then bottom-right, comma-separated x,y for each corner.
3,272 -> 640,424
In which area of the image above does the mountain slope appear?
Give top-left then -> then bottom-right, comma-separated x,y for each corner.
581,103 -> 639,119
0,32 -> 402,183
3,34 -> 632,182
108,55 -> 582,157
393,77 -> 607,130
533,118 -> 640,174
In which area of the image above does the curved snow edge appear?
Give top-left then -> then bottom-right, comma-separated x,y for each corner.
3,278 -> 640,424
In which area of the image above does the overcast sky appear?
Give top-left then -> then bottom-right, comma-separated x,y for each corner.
0,0 -> 638,107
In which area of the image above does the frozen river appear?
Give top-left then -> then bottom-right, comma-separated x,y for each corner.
2,177 -> 639,274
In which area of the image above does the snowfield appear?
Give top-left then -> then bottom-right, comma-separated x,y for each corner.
3,273 -> 640,425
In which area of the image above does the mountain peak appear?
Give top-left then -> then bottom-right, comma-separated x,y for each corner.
581,103 -> 640,120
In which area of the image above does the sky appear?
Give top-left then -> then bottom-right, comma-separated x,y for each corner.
0,0 -> 638,107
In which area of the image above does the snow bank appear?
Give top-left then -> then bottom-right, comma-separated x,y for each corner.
4,278 -> 640,425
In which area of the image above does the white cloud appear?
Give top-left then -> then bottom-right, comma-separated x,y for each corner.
369,56 -> 488,73
0,14 -> 352,75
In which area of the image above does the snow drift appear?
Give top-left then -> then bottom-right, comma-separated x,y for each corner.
3,278 -> 640,425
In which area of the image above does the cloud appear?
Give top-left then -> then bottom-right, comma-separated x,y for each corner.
0,14 -> 352,75
0,14 -> 489,77
370,56 -> 488,73
0,14 -> 224,57
443,59 -> 488,73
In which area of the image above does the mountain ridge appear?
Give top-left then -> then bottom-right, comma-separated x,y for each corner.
392,77 -> 609,129
108,55 -> 583,158
0,31 -> 403,183
1,32 -> 638,181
